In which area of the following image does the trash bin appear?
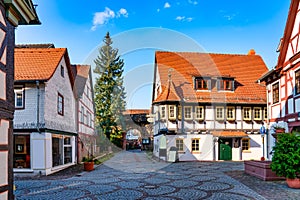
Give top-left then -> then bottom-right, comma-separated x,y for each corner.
168,146 -> 178,162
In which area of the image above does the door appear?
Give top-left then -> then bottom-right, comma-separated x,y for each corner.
219,139 -> 232,160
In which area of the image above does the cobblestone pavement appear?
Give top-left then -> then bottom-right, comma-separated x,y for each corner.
14,150 -> 300,200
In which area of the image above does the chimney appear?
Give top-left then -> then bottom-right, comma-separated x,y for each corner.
248,49 -> 256,55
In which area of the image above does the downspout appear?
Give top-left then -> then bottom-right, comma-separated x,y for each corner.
36,81 -> 40,133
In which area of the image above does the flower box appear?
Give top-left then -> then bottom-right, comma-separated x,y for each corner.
244,160 -> 284,181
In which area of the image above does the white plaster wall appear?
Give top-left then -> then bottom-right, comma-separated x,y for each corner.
232,147 -> 241,161
242,135 -> 263,160
205,106 -> 214,120
0,152 -> 7,186
243,122 -> 252,129
44,58 -> 76,133
14,84 -> 45,128
226,122 -> 235,129
0,70 -> 5,100
271,105 -> 281,119
288,98 -> 294,114
31,132 -> 46,171
236,107 -> 242,120
296,98 -> 300,112
0,120 -> 8,144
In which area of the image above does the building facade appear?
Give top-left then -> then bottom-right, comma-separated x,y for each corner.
259,0 -> 300,157
0,1 -> 39,199
72,64 -> 96,162
152,51 -> 269,161
13,47 -> 77,175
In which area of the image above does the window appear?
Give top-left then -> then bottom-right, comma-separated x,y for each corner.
195,78 -> 210,90
86,111 -> 90,126
216,106 -> 224,120
15,87 -> 24,109
243,107 -> 251,121
272,82 -> 279,104
184,106 -> 192,120
57,93 -> 64,115
178,106 -> 182,120
264,107 -> 268,120
160,106 -> 166,119
81,106 -> 84,123
64,137 -> 72,164
52,135 -> 73,167
169,105 -> 176,120
253,107 -> 262,120
61,65 -> 64,77
296,69 -> 300,95
226,107 -> 235,120
218,79 -> 234,91
191,138 -> 200,152
195,106 -> 204,120
242,138 -> 250,151
176,139 -> 184,152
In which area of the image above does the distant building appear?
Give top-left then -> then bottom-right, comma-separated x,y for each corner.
14,47 -> 77,175
151,50 -> 268,161
0,1 -> 40,198
72,64 -> 96,162
259,0 -> 300,156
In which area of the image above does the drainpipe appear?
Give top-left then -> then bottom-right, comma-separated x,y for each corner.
36,81 -> 40,133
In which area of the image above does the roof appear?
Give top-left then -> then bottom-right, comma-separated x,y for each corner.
276,0 -> 299,70
72,65 -> 91,98
153,51 -> 268,104
15,48 -> 74,86
123,109 -> 150,115
212,131 -> 248,138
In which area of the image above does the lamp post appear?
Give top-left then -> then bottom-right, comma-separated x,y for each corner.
260,125 -> 266,160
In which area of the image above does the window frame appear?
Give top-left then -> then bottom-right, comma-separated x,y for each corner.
272,82 -> 279,104
176,139 -> 184,152
195,77 -> 210,90
226,106 -> 235,121
191,138 -> 200,153
57,93 -> 64,116
253,107 -> 262,121
215,106 -> 224,121
160,105 -> 166,119
242,138 -> 250,151
243,107 -> 251,121
168,105 -> 176,120
296,69 -> 300,95
195,106 -> 204,120
263,107 -> 268,120
15,86 -> 25,109
184,106 -> 193,120
218,78 -> 234,91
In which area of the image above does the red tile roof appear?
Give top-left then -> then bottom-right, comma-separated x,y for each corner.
153,51 -> 268,104
15,48 -> 67,81
123,109 -> 150,115
212,131 -> 248,138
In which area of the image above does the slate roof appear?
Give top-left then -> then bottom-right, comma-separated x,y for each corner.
72,64 -> 91,98
153,51 -> 268,104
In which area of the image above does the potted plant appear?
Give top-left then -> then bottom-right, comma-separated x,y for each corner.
270,132 -> 300,188
273,124 -> 285,133
82,155 -> 94,171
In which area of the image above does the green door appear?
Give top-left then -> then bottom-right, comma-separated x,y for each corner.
220,143 -> 232,160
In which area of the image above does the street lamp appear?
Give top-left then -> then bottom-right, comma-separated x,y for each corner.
260,125 -> 266,160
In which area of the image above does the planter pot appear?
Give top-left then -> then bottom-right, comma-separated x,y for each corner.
286,178 -> 300,189
84,162 -> 94,171
244,160 -> 285,181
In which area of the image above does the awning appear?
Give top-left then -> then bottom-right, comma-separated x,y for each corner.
212,131 -> 248,138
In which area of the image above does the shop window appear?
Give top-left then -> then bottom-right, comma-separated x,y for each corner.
52,135 -> 73,167
14,135 -> 31,168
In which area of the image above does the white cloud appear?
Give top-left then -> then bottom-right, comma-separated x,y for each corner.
175,16 -> 193,22
91,7 -> 128,31
188,0 -> 198,5
164,2 -> 171,8
118,8 -> 128,17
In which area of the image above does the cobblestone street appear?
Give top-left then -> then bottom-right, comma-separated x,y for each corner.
14,150 -> 300,199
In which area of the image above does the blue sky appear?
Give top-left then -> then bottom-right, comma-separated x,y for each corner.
16,0 -> 291,109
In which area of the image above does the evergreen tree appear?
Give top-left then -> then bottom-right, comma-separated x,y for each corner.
94,32 -> 126,141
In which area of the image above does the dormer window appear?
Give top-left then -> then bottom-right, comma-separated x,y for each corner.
195,77 -> 210,90
218,78 -> 234,91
